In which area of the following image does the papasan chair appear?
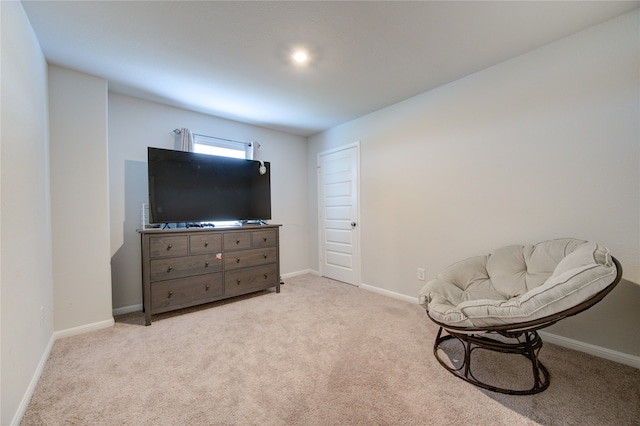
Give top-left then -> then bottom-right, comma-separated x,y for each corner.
419,238 -> 622,395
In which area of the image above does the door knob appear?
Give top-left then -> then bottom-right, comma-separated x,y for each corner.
351,222 -> 357,228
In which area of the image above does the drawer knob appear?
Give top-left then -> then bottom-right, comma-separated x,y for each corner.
236,240 -> 240,244
263,254 -> 268,259
264,274 -> 268,279
204,241 -> 209,247
236,279 -> 241,285
236,258 -> 240,263
205,261 -> 210,267
205,284 -> 210,291
168,291 -> 173,298
167,266 -> 173,272
167,244 -> 173,250
263,237 -> 267,242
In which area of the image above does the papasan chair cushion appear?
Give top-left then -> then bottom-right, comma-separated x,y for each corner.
419,238 -> 618,329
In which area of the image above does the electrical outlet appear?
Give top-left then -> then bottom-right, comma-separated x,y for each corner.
417,268 -> 426,281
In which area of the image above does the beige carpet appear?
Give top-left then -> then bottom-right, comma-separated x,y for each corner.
21,274 -> 640,425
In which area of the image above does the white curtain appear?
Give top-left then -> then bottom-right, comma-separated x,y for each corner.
180,128 -> 194,152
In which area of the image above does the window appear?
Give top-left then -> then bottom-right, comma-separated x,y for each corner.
193,135 -> 252,159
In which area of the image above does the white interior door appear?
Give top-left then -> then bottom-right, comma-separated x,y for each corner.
318,143 -> 360,285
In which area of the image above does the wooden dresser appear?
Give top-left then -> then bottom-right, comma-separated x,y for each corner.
139,224 -> 281,325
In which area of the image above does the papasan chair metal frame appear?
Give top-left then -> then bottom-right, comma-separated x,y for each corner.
422,246 -> 622,396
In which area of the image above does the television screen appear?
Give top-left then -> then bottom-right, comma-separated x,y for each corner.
148,147 -> 271,224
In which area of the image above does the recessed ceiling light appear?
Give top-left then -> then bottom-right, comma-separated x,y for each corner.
292,50 -> 309,65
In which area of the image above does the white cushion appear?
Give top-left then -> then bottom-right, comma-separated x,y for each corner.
419,239 -> 617,329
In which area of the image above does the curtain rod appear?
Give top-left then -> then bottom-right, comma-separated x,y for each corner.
172,128 -> 254,147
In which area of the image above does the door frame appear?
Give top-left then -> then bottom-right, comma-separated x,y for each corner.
317,141 -> 361,286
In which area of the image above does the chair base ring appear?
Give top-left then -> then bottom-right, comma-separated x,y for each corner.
433,327 -> 550,395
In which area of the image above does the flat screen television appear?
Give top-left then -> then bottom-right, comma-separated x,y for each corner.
147,147 -> 271,224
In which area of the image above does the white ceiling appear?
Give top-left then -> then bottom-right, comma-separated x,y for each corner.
22,1 -> 639,137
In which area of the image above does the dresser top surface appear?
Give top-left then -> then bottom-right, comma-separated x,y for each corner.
138,223 -> 281,235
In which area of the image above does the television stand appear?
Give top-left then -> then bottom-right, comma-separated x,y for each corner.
138,224 -> 281,325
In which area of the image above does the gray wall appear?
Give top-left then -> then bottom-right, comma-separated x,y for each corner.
308,10 -> 640,357
48,65 -> 114,331
1,6 -> 115,422
1,2 -> 53,424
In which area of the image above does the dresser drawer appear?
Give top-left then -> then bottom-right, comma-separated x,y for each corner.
140,225 -> 281,325
224,247 -> 277,271
224,231 -> 252,250
252,229 -> 277,248
190,233 -> 222,254
149,236 -> 188,258
151,273 -> 223,313
225,264 -> 278,295
150,253 -> 222,281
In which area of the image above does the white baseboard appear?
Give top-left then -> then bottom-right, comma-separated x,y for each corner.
359,282 -> 420,305
113,304 -> 143,316
53,317 -> 115,340
282,269 -> 319,279
539,331 -> 640,369
358,282 -> 639,370
12,318 -> 116,425
11,334 -> 56,426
